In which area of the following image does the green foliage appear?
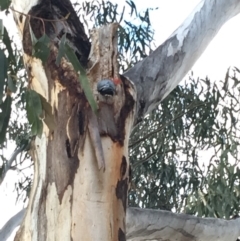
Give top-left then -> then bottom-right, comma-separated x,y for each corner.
0,26 -> 25,144
0,0 -> 11,11
0,19 -> 3,40
0,48 -> 8,103
8,75 -> 17,93
0,95 -> 12,144
38,94 -> 55,131
76,0 -> 155,72
0,23 -> 32,203
29,24 -> 51,62
56,34 -> 98,112
25,89 -> 43,137
129,70 -> 240,218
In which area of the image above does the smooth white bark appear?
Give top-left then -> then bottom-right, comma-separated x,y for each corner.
0,208 -> 26,241
126,208 -> 240,241
3,207 -> 240,241
124,0 -> 240,123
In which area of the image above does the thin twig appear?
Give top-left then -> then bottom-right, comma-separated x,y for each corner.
0,142 -> 30,185
129,103 -> 206,148
10,7 -> 70,22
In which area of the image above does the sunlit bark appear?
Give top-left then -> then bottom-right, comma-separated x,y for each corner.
10,0 -> 240,240
127,208 -> 240,241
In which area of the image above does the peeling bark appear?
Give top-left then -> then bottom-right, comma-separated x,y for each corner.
12,1 -> 135,241
10,0 -> 240,240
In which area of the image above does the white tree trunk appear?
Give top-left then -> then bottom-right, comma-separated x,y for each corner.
10,0 -> 240,240
12,1 -> 136,240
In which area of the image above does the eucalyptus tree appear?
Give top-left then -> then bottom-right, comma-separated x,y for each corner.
0,0 -> 240,241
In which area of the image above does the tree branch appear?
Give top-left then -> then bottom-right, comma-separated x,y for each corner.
0,143 -> 29,185
124,0 -> 240,124
0,208 -> 26,241
126,207 -> 240,241
2,207 -> 239,241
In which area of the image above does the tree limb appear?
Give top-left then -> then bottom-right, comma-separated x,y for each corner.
8,207 -> 238,241
126,207 -> 240,241
2,207 -> 240,241
0,208 -> 26,241
0,142 -> 29,185
124,0 -> 240,124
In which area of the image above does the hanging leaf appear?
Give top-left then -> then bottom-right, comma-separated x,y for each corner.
55,33 -> 67,66
31,118 -> 43,137
32,34 -> 51,62
0,95 -> 12,144
0,19 -> 3,40
28,24 -> 50,62
55,34 -> 98,113
26,89 -> 43,137
0,49 -> 8,104
39,94 -> 55,131
3,26 -> 14,62
64,43 -> 98,113
7,75 -> 17,93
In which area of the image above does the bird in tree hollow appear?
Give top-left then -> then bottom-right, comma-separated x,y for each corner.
97,78 -> 122,96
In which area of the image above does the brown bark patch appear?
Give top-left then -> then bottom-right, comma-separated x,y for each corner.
116,75 -> 135,145
46,92 -> 81,203
116,179 -> 128,212
65,139 -> 71,158
120,156 -> 127,178
78,110 -> 85,135
19,14 -> 23,23
98,103 -> 118,139
118,228 -> 126,241
47,47 -> 84,98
